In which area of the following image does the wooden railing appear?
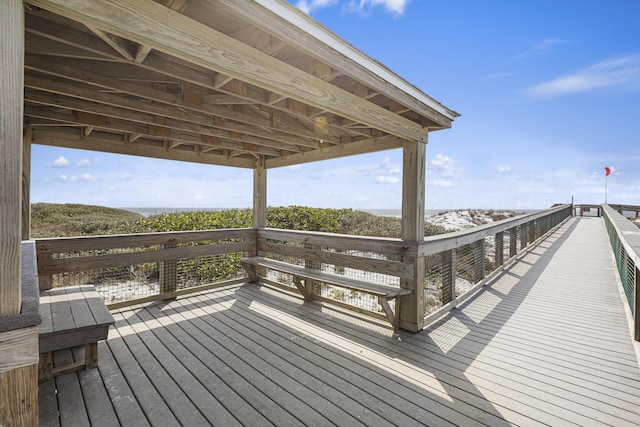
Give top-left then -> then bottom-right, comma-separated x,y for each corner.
35,228 -> 255,309
602,204 -> 640,341
574,203 -> 640,218
35,205 -> 572,328
418,204 -> 572,322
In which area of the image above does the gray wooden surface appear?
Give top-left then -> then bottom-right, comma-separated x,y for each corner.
39,217 -> 640,426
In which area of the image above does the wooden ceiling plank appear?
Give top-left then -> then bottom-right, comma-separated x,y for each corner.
25,93 -> 301,156
27,0 -> 427,142
27,24 -> 353,145
25,55 -> 327,148
24,72 -> 317,152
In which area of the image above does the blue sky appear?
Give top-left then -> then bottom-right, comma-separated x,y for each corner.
31,0 -> 640,210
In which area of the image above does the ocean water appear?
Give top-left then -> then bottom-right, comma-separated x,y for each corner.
120,207 -> 532,218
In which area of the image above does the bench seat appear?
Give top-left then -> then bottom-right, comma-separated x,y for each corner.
39,285 -> 115,382
241,256 -> 411,329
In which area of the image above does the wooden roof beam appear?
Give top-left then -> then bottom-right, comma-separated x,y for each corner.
31,126 -> 255,168
23,65 -> 323,149
265,135 -> 405,169
24,92 -> 302,157
27,0 -> 428,142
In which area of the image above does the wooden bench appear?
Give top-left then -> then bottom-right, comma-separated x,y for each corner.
241,256 -> 412,330
38,285 -> 115,382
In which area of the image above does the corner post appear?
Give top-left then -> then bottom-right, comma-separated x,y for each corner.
0,3 -> 39,425
251,158 -> 267,281
253,157 -> 267,229
0,0 -> 23,318
399,138 -> 427,332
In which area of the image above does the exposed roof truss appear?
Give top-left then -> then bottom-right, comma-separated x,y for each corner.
24,0 -> 458,169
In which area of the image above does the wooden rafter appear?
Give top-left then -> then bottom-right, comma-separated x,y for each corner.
27,0 -> 428,142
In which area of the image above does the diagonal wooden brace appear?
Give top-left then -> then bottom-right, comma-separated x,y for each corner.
378,296 -> 399,331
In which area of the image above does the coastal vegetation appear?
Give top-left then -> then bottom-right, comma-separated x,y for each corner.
30,203 -> 450,238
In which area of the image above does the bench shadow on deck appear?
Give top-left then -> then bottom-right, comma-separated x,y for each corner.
40,218 -> 640,426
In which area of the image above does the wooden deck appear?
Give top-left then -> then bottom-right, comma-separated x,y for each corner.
39,217 -> 640,426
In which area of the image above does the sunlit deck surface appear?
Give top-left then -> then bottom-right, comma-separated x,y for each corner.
40,217 -> 640,426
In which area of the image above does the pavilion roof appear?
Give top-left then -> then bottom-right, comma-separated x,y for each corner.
25,0 -> 458,169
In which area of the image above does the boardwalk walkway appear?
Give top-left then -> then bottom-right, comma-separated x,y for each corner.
40,217 -> 640,426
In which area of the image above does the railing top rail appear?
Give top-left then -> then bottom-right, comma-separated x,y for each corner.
417,204 -> 572,256
33,204 -> 572,258
602,204 -> 640,263
35,227 -> 256,252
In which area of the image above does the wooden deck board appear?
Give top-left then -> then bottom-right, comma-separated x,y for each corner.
39,217 -> 640,426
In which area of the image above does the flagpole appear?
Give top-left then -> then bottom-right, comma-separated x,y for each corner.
604,166 -> 610,204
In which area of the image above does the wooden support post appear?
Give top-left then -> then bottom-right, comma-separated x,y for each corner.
0,3 -> 38,422
0,0 -> 23,317
159,243 -> 177,294
253,157 -> 267,230
250,158 -> 267,282
399,139 -> 427,332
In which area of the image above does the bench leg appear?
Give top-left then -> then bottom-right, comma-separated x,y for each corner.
85,342 -> 98,369
292,276 -> 311,301
378,297 -> 399,331
242,263 -> 259,283
38,352 -> 53,383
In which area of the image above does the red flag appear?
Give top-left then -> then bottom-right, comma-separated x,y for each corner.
605,166 -> 611,176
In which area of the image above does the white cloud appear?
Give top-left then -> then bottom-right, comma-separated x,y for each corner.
70,173 -> 97,182
296,0 -> 409,15
375,175 -> 399,184
52,156 -> 69,168
58,175 -> 68,182
296,0 -> 337,14
288,164 -> 302,171
527,54 -> 640,98
514,38 -> 568,60
496,164 -> 511,174
429,154 -> 462,177
432,179 -> 453,187
76,157 -> 99,168
349,0 -> 410,14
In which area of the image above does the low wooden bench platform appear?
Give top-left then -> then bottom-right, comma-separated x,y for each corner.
38,285 -> 115,382
241,256 -> 412,330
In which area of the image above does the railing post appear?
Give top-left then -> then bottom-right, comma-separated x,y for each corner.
442,249 -> 456,305
495,232 -> 504,267
519,224 -> 527,250
509,227 -> 517,259
160,243 -> 177,294
635,266 -> 639,341
304,244 -> 322,297
473,240 -> 485,280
